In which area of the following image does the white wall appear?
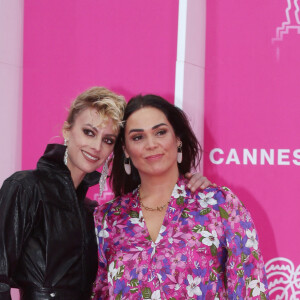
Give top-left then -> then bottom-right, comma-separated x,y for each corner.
175,0 -> 206,171
0,0 -> 23,186
0,1 -> 23,297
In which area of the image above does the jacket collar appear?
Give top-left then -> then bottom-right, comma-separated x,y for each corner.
37,144 -> 101,188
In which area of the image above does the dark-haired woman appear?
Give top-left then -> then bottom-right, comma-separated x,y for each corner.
92,95 -> 269,299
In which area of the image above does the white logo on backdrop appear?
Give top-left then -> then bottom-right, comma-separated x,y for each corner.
209,148 -> 300,166
266,257 -> 300,299
272,0 -> 300,43
272,0 -> 300,60
94,182 -> 114,204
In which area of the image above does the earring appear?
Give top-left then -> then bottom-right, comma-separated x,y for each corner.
99,157 -> 110,197
177,141 -> 182,163
124,157 -> 131,175
64,139 -> 68,166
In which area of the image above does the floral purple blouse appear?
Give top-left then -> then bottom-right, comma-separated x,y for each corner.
92,176 -> 269,299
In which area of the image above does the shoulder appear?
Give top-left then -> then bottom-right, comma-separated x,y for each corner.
1,170 -> 40,193
94,192 -> 135,220
215,186 -> 245,211
186,185 -> 246,219
0,170 -> 42,213
194,186 -> 243,206
175,177 -> 237,205
201,186 -> 254,227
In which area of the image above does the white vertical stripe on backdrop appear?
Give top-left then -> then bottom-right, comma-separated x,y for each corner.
0,0 -> 23,297
174,0 -> 206,171
174,0 -> 187,109
0,0 -> 23,187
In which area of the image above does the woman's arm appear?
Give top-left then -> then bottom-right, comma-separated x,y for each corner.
91,207 -> 110,300
219,187 -> 269,299
0,178 -> 33,300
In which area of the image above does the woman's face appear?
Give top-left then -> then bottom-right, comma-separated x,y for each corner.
124,107 -> 180,179
63,107 -> 118,183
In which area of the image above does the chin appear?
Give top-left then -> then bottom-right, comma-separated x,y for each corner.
80,164 -> 100,174
88,166 -> 101,173
145,168 -> 168,176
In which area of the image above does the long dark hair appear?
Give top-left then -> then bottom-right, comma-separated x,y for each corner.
110,94 -> 202,196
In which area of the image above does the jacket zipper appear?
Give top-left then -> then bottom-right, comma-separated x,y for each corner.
65,175 -> 87,292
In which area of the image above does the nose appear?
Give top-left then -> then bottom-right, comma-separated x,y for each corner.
91,137 -> 102,152
145,136 -> 157,149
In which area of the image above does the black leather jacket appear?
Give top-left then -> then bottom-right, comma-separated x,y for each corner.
0,144 -> 99,300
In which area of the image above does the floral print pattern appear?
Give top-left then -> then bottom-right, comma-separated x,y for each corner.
92,176 -> 269,299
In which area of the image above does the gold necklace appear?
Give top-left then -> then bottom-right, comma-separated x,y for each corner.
137,185 -> 171,212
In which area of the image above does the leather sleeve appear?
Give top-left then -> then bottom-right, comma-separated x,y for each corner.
0,283 -> 10,300
0,178 -> 36,300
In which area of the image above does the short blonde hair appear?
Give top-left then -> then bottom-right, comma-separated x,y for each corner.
65,87 -> 126,132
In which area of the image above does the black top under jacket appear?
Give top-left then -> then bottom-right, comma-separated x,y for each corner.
0,144 -> 100,300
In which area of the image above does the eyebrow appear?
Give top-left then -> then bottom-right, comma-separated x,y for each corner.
104,134 -> 118,138
128,123 -> 168,134
85,124 -> 117,137
85,123 -> 98,132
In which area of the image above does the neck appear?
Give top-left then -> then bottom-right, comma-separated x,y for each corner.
138,167 -> 179,201
72,176 -> 84,189
69,168 -> 85,189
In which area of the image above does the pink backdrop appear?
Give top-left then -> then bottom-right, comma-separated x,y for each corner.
23,0 -> 178,200
204,1 -> 300,298
21,0 -> 300,299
